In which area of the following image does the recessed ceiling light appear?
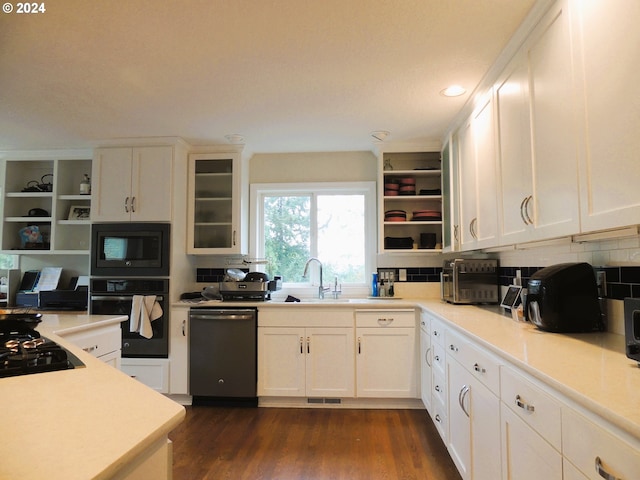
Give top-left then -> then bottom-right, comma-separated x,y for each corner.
371,131 -> 390,141
440,85 -> 466,97
225,134 -> 244,144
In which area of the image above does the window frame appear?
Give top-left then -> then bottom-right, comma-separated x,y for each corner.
250,181 -> 377,294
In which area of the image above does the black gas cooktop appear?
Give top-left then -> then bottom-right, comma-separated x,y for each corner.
0,317 -> 85,378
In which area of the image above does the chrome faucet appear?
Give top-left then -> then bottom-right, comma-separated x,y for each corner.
303,257 -> 330,299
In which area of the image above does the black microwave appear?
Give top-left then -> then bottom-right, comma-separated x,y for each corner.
90,223 -> 170,276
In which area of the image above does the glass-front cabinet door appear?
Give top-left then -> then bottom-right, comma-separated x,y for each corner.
187,152 -> 246,254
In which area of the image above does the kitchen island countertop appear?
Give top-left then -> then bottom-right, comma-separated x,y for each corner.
0,313 -> 185,480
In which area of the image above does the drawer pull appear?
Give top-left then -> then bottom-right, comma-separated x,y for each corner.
377,318 -> 394,326
82,345 -> 98,353
435,385 -> 441,393
434,354 -> 440,362
433,330 -> 440,337
515,395 -> 535,412
449,344 -> 459,352
595,456 -> 621,480
473,363 -> 486,374
435,414 -> 441,423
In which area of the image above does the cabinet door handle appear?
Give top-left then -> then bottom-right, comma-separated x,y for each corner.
595,456 -> 622,480
182,320 -> 186,337
519,196 -> 529,225
473,363 -> 486,374
232,230 -> 237,246
300,336 -> 304,354
524,195 -> 534,225
425,347 -> 432,367
358,337 -> 361,354
131,196 -> 136,213
306,336 -> 310,354
458,385 -> 470,418
124,196 -> 130,213
515,394 -> 535,412
453,224 -> 459,242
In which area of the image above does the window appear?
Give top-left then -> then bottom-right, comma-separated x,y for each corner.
251,182 -> 376,289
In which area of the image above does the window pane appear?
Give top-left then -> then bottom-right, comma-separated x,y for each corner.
318,194 -> 365,283
263,195 -> 310,282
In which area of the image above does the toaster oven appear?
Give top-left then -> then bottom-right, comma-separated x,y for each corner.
441,259 -> 499,304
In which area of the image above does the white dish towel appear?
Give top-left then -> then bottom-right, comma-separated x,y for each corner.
130,295 -> 163,339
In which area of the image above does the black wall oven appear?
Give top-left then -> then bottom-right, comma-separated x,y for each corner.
90,278 -> 169,358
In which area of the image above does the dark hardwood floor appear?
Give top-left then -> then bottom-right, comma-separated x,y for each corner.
169,406 -> 462,480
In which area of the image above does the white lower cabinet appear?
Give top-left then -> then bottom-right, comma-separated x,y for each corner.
355,309 -> 417,398
501,403 -> 563,480
60,323 -> 121,368
500,364 -> 563,480
258,327 -> 355,397
120,358 -> 170,393
419,311 -> 432,413
257,309 -> 355,398
562,407 -> 640,480
445,328 -> 501,480
168,307 -> 189,395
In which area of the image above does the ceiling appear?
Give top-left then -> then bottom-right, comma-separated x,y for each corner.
0,0 -> 536,156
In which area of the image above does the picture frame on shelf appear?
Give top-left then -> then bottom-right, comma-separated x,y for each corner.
68,205 -> 90,220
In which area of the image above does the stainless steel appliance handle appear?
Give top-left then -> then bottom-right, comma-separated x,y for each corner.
595,456 -> 621,480
189,312 -> 254,321
91,295 -> 165,302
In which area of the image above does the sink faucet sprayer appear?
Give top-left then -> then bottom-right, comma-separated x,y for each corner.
302,257 -> 331,299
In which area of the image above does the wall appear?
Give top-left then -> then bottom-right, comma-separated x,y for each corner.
249,151 -> 377,183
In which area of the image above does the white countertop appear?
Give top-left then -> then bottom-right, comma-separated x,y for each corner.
0,314 -> 185,480
176,296 -> 640,441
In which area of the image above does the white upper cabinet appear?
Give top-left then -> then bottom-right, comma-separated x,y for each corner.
457,94 -> 500,251
92,146 -> 173,222
572,0 -> 640,233
496,0 -> 581,244
186,152 -> 247,254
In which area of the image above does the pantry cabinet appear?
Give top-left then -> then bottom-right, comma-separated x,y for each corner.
355,309 -> 417,398
572,0 -> 640,233
377,146 -> 443,253
0,153 -> 93,254
92,146 -> 173,222
187,152 -> 247,254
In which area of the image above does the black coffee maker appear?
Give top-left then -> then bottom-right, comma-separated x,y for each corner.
525,262 -> 602,333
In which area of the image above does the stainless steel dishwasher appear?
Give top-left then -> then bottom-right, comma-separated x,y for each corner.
189,307 -> 257,406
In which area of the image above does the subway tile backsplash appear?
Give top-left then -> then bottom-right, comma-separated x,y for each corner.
377,265 -> 640,300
